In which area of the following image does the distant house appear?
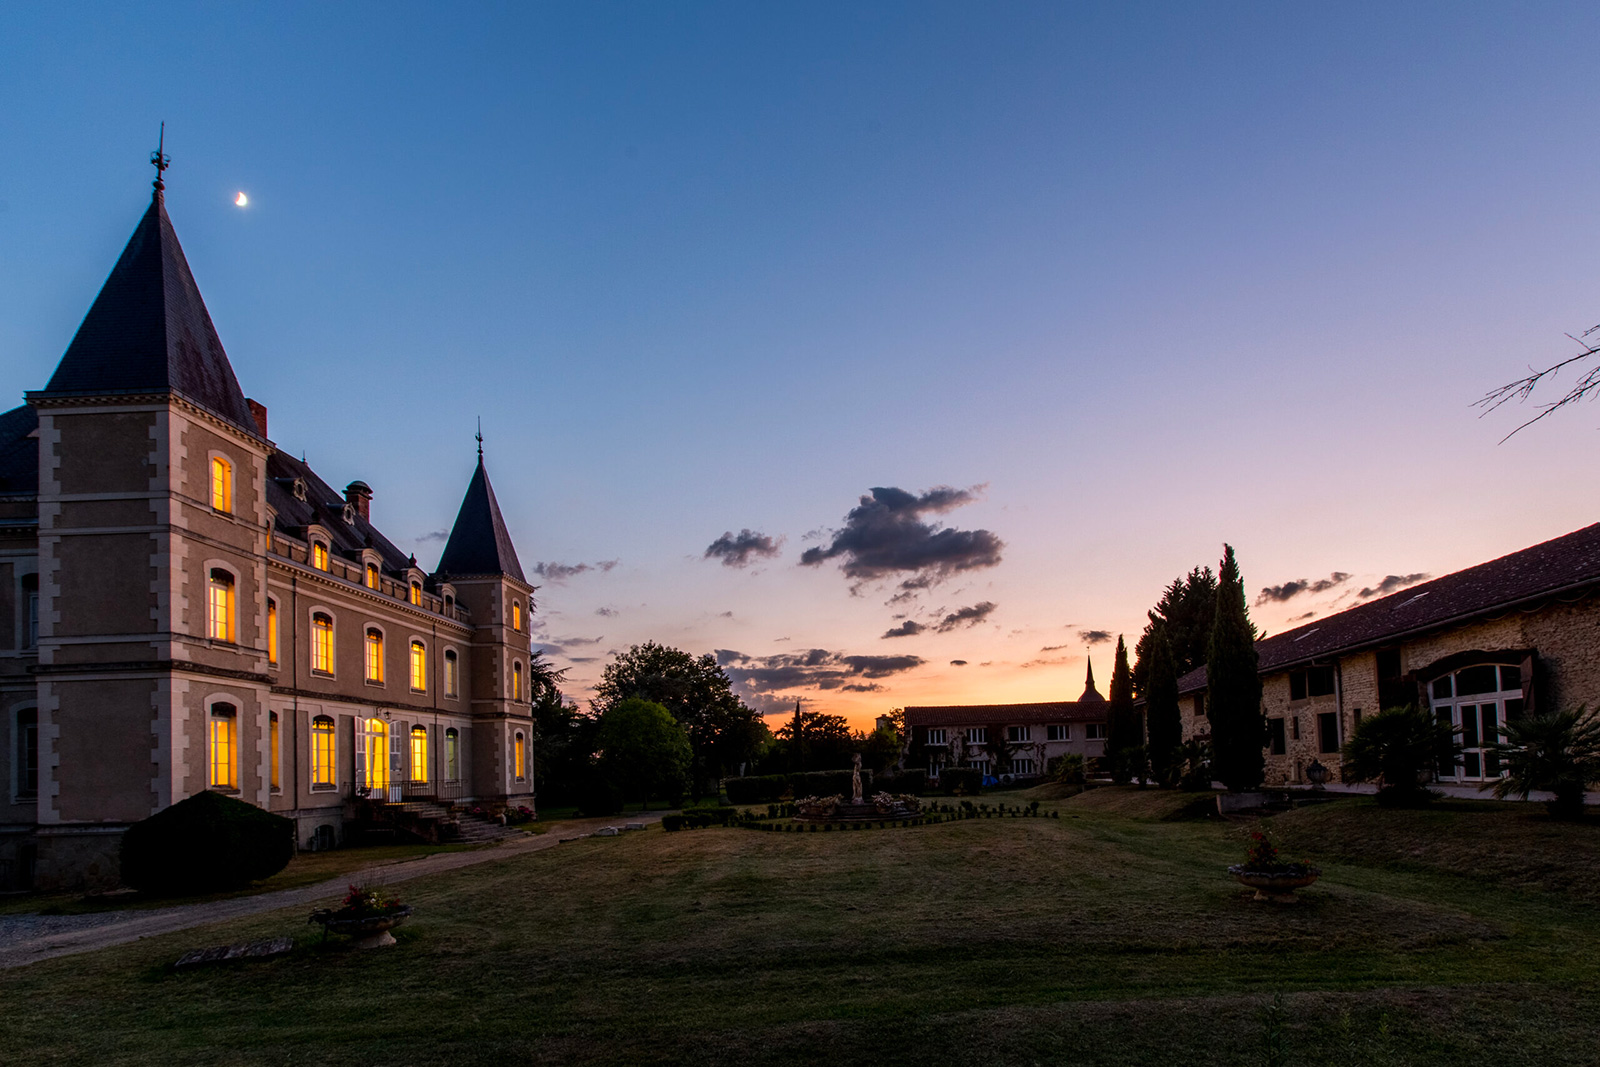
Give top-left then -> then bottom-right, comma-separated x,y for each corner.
1178,522 -> 1600,787
903,662 -> 1109,780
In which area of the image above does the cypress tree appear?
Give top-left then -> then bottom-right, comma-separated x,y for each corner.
1144,621 -> 1183,786
1207,544 -> 1264,791
1106,635 -> 1142,784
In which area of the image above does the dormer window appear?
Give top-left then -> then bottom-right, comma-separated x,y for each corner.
343,503 -> 357,525
409,581 -> 422,606
365,563 -> 380,590
444,595 -> 454,613
292,478 -> 307,502
312,542 -> 329,571
210,456 -> 233,513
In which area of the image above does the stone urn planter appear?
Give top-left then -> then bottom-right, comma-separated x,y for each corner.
311,884 -> 413,948
1228,865 -> 1321,904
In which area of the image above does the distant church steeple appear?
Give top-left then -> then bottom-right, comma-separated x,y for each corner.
1078,656 -> 1104,703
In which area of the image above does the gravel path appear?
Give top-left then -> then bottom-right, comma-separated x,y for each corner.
0,814 -> 657,970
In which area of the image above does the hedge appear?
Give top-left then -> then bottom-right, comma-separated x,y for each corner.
788,769 -> 873,799
937,768 -> 984,795
724,774 -> 789,805
120,790 -> 294,895
662,807 -> 739,831
877,769 -> 927,796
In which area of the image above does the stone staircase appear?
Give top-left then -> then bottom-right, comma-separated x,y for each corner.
381,801 -> 529,845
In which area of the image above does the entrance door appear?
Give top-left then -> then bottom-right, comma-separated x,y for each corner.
1430,665 -> 1521,784
359,718 -> 390,798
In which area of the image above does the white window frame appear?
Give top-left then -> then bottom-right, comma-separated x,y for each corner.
965,727 -> 986,744
1047,724 -> 1069,742
1429,664 -> 1523,784
926,728 -> 947,746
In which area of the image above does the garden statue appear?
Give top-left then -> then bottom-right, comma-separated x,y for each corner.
851,753 -> 864,803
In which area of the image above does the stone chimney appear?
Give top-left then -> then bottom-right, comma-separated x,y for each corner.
344,480 -> 372,521
246,398 -> 268,439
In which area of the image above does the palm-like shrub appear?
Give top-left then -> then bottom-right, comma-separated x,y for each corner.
1485,706 -> 1600,820
1341,705 -> 1461,807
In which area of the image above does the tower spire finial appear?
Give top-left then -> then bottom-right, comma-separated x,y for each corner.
150,122 -> 169,200
475,416 -> 483,458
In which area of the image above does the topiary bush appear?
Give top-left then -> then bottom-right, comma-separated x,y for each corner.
120,790 -> 294,896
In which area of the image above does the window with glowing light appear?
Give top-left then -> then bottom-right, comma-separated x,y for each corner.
365,629 -> 384,684
266,598 -> 278,665
311,715 -> 336,787
410,641 -> 427,692
207,569 -> 235,643
514,730 -> 527,780
312,542 -> 329,571
210,456 -> 233,513
409,582 -> 422,606
311,613 -> 334,675
365,563 -> 380,590
410,725 -> 428,785
513,661 -> 523,701
511,600 -> 522,632
209,704 -> 237,789
363,718 -> 389,792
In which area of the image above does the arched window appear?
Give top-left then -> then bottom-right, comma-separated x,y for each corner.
207,569 -> 235,643
410,641 -> 427,692
1429,663 -> 1524,783
444,649 -> 459,698
15,708 -> 37,799
365,563 -> 380,590
311,613 -> 334,675
514,729 -> 527,780
365,628 -> 385,684
269,711 -> 281,792
410,725 -> 428,785
445,727 -> 460,781
409,581 -> 422,606
312,542 -> 329,571
311,715 -> 336,787
511,600 -> 522,632
209,703 -> 237,789
266,598 -> 279,665
210,456 -> 232,513
512,661 -> 523,701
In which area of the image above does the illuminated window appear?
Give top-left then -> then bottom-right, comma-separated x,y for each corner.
311,613 -> 334,675
311,715 -> 336,787
514,730 -> 527,780
365,563 -> 380,589
210,456 -> 232,513
445,727 -> 460,781
410,725 -> 428,785
209,704 -> 237,789
410,641 -> 427,692
513,661 -> 523,701
266,598 -> 278,665
409,581 -> 422,606
444,650 -> 459,698
269,711 -> 280,792
365,628 -> 385,684
312,542 -> 329,571
362,718 -> 389,792
511,600 -> 522,632
207,569 -> 235,643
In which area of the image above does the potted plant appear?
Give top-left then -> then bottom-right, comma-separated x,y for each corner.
309,883 -> 413,948
1228,831 -> 1321,904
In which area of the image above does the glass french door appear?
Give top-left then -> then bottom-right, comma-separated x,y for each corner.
1430,665 -> 1523,783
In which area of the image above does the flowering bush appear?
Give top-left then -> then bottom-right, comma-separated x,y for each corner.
330,883 -> 404,918
504,805 -> 536,825
1239,831 -> 1312,874
870,792 -> 920,814
795,794 -> 841,817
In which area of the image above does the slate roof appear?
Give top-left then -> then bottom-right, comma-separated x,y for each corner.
904,701 -> 1110,728
30,194 -> 260,438
1177,521 -> 1600,694
436,456 -> 525,582
266,451 -> 414,575
0,406 -> 39,495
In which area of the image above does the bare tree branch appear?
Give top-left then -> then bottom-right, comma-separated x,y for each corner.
1477,329 -> 1600,442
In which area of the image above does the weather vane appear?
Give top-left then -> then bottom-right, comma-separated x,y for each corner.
475,416 -> 483,458
150,122 -> 169,196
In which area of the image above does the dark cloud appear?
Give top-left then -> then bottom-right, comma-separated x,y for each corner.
1040,644 -> 1069,652
718,611 -> 734,618
882,620 -> 926,639
716,648 -> 926,706
799,485 -> 1003,595
704,529 -> 784,568
595,607 -> 618,617
1289,611 -> 1317,622
1078,629 -> 1113,645
842,683 -> 884,692
1358,573 -> 1430,599
950,659 -> 968,666
532,560 -> 618,582
935,601 -> 997,632
415,529 -> 449,543
1256,572 -> 1352,605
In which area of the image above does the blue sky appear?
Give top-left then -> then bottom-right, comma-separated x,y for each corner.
6,3 -> 1600,722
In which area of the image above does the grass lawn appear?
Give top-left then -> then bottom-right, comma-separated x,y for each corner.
4,788 -> 1599,1065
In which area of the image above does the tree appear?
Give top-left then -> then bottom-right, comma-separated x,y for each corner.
1144,622 -> 1184,787
1478,324 -> 1600,440
1207,544 -> 1264,792
1341,705 -> 1461,807
596,697 -> 691,807
774,709 -> 855,770
1133,566 -> 1218,696
593,641 -> 763,796
1485,706 -> 1600,819
1105,636 -> 1143,784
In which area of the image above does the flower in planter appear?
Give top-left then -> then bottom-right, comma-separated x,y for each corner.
1238,831 -> 1314,875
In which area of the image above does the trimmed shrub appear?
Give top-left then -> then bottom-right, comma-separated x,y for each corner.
661,814 -> 685,832
578,778 -> 625,817
120,790 -> 293,895
724,774 -> 789,805
938,768 -> 983,795
878,770 -> 927,796
788,769 -> 872,799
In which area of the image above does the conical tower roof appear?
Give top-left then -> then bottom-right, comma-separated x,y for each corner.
33,191 -> 259,437
436,454 -> 525,582
1078,657 -> 1105,703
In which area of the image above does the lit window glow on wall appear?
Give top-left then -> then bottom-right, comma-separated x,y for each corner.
410,641 -> 427,692
410,725 -> 428,785
209,705 -> 237,789
208,569 -> 234,642
210,456 -> 232,513
311,715 -> 336,786
312,613 -> 334,674
365,629 -> 384,683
